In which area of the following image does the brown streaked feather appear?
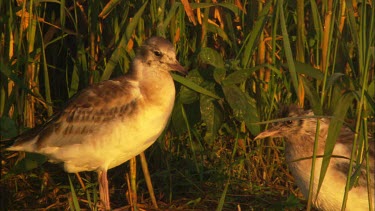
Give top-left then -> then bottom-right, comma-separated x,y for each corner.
10,114 -> 61,146
334,125 -> 375,175
12,77 -> 141,150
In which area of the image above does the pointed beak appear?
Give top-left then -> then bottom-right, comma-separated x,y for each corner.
169,61 -> 187,75
255,127 -> 282,140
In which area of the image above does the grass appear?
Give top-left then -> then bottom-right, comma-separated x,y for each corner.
1,0 -> 374,210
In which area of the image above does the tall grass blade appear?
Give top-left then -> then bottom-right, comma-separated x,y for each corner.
239,0 -> 272,67
172,74 -> 220,99
316,93 -> 353,205
68,174 -> 81,211
277,0 -> 299,101
100,1 -> 148,81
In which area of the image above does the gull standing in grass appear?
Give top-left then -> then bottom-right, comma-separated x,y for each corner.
7,36 -> 186,210
255,106 -> 374,211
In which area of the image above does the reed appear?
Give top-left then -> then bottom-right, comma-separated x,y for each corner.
1,0 -> 373,210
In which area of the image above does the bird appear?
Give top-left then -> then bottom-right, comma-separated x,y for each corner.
6,36 -> 186,210
255,106 -> 374,211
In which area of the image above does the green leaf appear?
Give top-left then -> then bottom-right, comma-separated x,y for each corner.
124,2 -> 148,40
200,82 -> 223,144
309,0 -> 323,41
171,99 -> 187,134
198,47 -> 225,68
161,2 -> 181,31
207,23 -> 231,47
301,77 -> 322,115
222,64 -> 272,86
216,177 -> 230,211
345,0 -> 359,46
365,81 -> 375,113
222,85 -> 260,135
178,69 -> 202,104
240,0 -> 272,67
213,67 -> 226,84
0,116 -> 17,139
278,0 -> 299,98
99,0 -> 124,19
6,153 -> 47,176
172,73 -> 220,99
293,61 -> 324,80
179,87 -> 200,104
100,1 -> 148,81
190,3 -> 240,15
68,174 -> 81,210
317,92 -> 354,198
68,64 -> 80,98
326,73 -> 346,90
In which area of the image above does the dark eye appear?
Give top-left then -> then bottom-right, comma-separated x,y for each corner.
153,50 -> 162,57
286,120 -> 293,125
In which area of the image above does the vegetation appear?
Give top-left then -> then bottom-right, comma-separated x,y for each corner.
1,0 -> 374,210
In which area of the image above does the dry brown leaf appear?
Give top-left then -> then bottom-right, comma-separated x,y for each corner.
181,0 -> 197,25
235,0 -> 246,14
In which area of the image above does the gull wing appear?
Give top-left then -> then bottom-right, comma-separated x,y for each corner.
9,77 -> 141,152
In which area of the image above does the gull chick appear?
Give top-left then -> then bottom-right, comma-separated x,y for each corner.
255,106 -> 374,211
7,36 -> 186,210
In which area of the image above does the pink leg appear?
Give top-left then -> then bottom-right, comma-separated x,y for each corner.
98,170 -> 110,210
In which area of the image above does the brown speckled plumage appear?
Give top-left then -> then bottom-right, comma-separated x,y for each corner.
256,106 -> 374,211
7,36 -> 186,210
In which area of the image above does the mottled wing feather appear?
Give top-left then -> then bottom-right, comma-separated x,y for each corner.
11,113 -> 60,146
13,77 -> 141,150
333,126 -> 375,187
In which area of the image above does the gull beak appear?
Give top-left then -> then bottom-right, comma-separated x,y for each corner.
255,127 -> 282,140
169,60 -> 187,76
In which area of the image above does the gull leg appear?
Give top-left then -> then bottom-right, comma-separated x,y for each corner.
130,157 -> 138,211
98,170 -> 110,210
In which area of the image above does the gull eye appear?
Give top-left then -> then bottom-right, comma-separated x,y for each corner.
153,50 -> 162,57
